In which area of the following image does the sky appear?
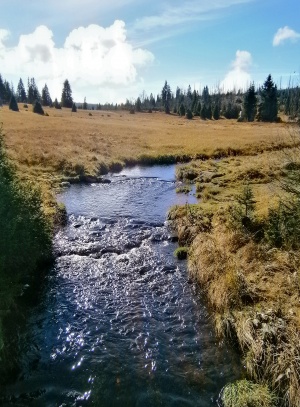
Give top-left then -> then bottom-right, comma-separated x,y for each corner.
0,0 -> 299,103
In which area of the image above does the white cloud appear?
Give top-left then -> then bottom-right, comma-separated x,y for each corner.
0,22 -> 154,103
220,50 -> 252,92
273,26 -> 300,46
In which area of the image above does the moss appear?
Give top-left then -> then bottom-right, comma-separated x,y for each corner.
174,246 -> 188,260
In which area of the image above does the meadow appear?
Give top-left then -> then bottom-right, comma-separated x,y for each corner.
1,104 -> 292,183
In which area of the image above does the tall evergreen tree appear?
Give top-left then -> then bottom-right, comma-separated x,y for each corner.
2,80 -> 12,104
16,78 -> 27,103
243,83 -> 257,121
0,74 -> 5,104
41,84 -> 52,106
83,97 -> 88,110
161,80 -> 172,114
9,94 -> 19,111
61,79 -> 73,108
257,74 -> 278,122
27,78 -> 40,104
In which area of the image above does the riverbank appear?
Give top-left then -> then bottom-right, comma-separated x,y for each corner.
169,135 -> 300,406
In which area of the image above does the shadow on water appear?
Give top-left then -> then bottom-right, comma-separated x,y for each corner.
0,165 -> 243,406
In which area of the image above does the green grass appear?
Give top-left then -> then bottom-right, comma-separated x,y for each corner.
221,379 -> 277,407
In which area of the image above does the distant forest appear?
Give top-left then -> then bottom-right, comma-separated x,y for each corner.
0,73 -> 299,122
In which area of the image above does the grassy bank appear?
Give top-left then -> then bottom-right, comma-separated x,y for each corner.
169,131 -> 300,406
0,128 -> 53,381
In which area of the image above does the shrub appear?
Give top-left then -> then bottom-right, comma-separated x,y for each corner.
33,100 -> 44,115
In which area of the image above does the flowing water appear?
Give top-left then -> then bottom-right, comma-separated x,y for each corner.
1,166 -> 242,406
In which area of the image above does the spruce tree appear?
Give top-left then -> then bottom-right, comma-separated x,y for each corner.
27,78 -> 40,104
257,74 -> 278,122
33,100 -> 44,115
61,79 -> 73,108
243,83 -> 257,121
83,97 -> 88,110
9,94 -> 19,111
41,84 -> 52,106
161,80 -> 172,114
71,103 -> 77,113
16,78 -> 27,103
213,104 -> 220,120
54,98 -> 61,109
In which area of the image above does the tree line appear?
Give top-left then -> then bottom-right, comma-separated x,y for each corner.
132,74 -> 299,122
0,73 -> 299,121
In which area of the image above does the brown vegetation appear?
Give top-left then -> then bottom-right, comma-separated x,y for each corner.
0,104 -> 292,184
170,142 -> 300,406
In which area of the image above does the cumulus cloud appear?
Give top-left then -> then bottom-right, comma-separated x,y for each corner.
273,26 -> 300,46
0,22 -> 154,102
220,50 -> 252,92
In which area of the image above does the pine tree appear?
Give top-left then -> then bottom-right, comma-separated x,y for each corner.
71,103 -> 77,113
16,78 -> 27,103
257,74 -> 278,122
161,80 -> 172,114
9,94 -> 19,111
179,103 -> 186,117
27,78 -> 40,104
3,80 -> 12,104
135,97 -> 142,112
213,104 -> 220,120
33,100 -> 44,115
41,84 -> 52,106
243,83 -> 257,121
83,97 -> 88,110
0,74 -> 5,104
61,79 -> 73,108
54,98 -> 61,109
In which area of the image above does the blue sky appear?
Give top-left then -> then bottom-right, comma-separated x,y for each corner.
0,0 -> 299,103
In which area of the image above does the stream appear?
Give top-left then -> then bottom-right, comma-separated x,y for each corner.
0,165 -> 242,406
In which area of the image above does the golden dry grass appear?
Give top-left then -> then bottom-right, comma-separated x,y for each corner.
0,104 -> 292,182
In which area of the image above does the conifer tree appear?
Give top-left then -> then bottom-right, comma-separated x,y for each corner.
213,104 -> 220,120
16,78 -> 27,103
41,84 -> 52,106
54,98 -> 61,109
61,79 -> 73,108
27,78 -> 40,104
243,83 -> 257,121
257,74 -> 278,122
71,103 -> 77,113
9,94 -> 19,111
33,100 -> 44,115
161,80 -> 172,114
83,97 -> 88,110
